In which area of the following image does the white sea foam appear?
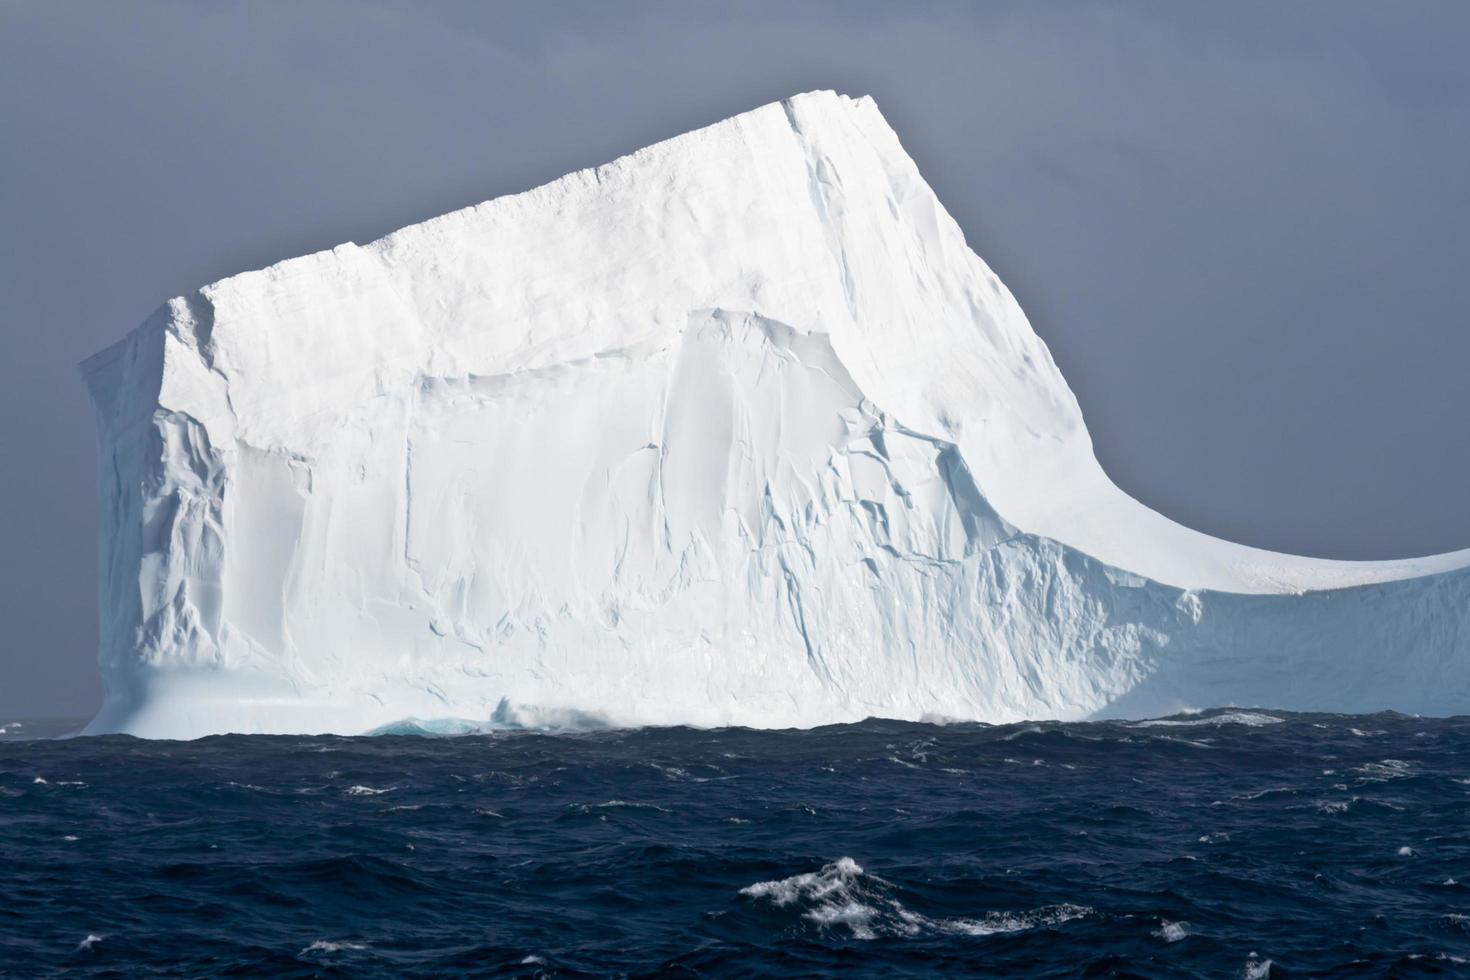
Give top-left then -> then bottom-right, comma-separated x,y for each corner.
344,785 -> 394,796
76,934 -> 103,952
1155,920 -> 1189,943
366,702 -> 613,736
1355,759 -> 1413,782
741,858 -> 1090,941
742,857 -> 868,908
1132,711 -> 1282,729
944,904 -> 1092,937
1243,953 -> 1273,979
299,940 -> 368,955
1153,735 -> 1214,748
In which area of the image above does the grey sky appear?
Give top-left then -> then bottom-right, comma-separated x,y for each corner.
2,1 -> 1468,717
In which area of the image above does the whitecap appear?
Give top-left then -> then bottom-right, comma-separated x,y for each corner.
594,800 -> 670,812
1243,953 -> 1273,978
647,762 -> 693,780
741,858 -> 1090,941
1355,759 -> 1413,782
1155,920 -> 1189,943
805,899 -> 882,939
1132,711 -> 1282,729
742,857 -> 868,908
75,934 -> 103,952
1153,735 -> 1214,748
943,904 -> 1091,937
365,699 -> 612,736
366,717 -> 491,736
344,785 -> 393,796
299,940 -> 368,955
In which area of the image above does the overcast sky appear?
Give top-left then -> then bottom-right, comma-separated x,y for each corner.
3,1 -> 1469,717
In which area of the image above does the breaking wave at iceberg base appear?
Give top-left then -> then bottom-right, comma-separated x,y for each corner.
365,705 -> 1287,739
364,698 -> 615,736
6,710 -> 1470,977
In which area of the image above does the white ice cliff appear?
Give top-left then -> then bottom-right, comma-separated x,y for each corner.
81,91 -> 1470,737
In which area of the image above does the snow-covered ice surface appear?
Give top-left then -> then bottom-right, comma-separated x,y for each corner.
81,91 -> 1470,738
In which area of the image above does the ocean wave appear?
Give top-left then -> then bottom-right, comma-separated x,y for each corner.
1131,711 -> 1283,729
366,698 -> 613,736
7,712 -> 1468,976
1243,953 -> 1274,978
740,858 -> 1091,941
299,940 -> 369,955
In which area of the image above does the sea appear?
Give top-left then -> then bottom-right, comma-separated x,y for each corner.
4,710 -> 1470,977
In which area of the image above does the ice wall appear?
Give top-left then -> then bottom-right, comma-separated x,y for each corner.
80,92 -> 1470,737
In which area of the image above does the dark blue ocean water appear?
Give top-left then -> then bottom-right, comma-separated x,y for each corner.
5,711 -> 1470,977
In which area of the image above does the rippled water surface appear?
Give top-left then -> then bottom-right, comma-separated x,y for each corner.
6,711 -> 1470,977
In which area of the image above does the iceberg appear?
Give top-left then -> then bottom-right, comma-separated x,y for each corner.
80,91 -> 1470,737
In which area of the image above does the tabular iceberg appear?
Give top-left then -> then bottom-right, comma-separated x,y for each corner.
81,91 -> 1470,738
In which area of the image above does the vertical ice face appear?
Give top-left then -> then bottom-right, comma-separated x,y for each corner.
80,91 -> 1470,737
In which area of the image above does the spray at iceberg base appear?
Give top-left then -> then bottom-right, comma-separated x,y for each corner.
81,92 -> 1470,737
